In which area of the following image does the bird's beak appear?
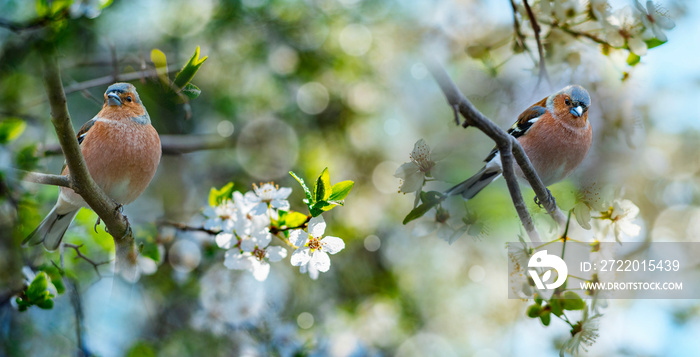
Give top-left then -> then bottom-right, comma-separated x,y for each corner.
107,92 -> 122,106
570,106 -> 583,118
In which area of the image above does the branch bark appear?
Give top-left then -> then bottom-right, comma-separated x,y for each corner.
522,0 -> 550,88
15,169 -> 72,188
426,60 -> 568,242
40,45 -> 137,275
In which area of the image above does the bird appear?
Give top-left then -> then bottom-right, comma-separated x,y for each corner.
446,85 -> 592,200
23,83 -> 161,251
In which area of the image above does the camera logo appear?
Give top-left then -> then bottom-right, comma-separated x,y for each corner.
528,250 -> 568,290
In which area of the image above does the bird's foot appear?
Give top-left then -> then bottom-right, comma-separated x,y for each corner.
94,216 -> 101,233
534,189 -> 552,208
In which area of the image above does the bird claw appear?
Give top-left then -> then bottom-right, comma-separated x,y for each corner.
534,189 -> 552,208
94,217 -> 101,233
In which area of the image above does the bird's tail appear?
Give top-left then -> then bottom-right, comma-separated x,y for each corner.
22,206 -> 80,251
445,166 -> 502,200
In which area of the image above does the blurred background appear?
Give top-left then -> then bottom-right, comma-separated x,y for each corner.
1,0 -> 700,356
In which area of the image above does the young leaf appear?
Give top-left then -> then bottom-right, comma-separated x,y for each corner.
0,117 -> 26,144
282,211 -> 309,228
560,291 -> 585,310
290,171 -> 313,204
539,311 -> 551,326
150,49 -> 169,87
626,52 -> 641,66
329,180 -> 354,202
181,83 -> 201,100
26,272 -> 49,300
174,46 -> 208,90
402,201 -> 435,225
208,182 -> 234,207
314,167 -> 331,202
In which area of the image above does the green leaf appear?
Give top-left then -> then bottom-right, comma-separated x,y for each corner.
311,200 -> 337,216
173,46 -> 208,90
16,144 -> 38,171
26,272 -> 48,300
208,182 -> 234,207
282,211 -> 309,228
548,299 -> 563,317
560,291 -> 585,310
40,265 -> 65,295
36,298 -> 54,310
180,83 -> 201,100
314,167 -> 331,202
150,49 -> 170,88
290,171 -> 313,205
402,201 -> 436,225
526,304 -> 542,318
0,117 -> 26,144
36,0 -> 49,17
539,311 -> 551,326
329,180 -> 354,202
645,38 -> 666,50
141,242 -> 161,263
626,52 -> 641,66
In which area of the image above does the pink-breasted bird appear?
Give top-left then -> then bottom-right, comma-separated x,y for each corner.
446,85 -> 592,199
24,83 -> 161,250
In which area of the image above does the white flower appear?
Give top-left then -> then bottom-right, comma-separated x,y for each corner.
634,0 -> 675,42
394,139 -> 437,199
245,182 -> 292,217
202,200 -> 236,232
412,207 -> 472,244
559,310 -> 601,357
289,216 -> 345,280
119,253 -> 158,283
507,240 -> 535,299
609,199 -> 641,241
224,246 -> 287,281
606,6 -> 647,55
240,227 -> 273,252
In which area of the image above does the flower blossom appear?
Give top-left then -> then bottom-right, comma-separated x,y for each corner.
289,216 -> 345,280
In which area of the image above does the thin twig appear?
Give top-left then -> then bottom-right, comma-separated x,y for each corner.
522,0 -> 550,88
63,243 -> 111,278
14,169 -> 72,188
159,220 -> 221,235
62,67 -> 178,96
509,0 -> 529,54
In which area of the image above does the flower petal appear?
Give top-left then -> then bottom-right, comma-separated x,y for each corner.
266,246 -> 287,262
271,199 -> 290,211
275,187 -> 292,199
308,216 -> 326,237
289,229 -> 308,247
250,260 -> 270,281
311,251 -> 331,272
291,247 -> 311,266
224,251 -> 252,270
215,233 -> 236,249
321,236 -> 345,254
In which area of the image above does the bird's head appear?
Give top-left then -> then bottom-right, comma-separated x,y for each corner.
549,85 -> 591,123
102,82 -> 149,120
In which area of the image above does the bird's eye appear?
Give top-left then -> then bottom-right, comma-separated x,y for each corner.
126,96 -> 133,102
564,98 -> 571,106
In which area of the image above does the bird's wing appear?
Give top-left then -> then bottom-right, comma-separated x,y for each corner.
76,117 -> 98,145
484,96 -> 548,162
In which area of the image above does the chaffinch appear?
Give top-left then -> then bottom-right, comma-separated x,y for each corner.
446,85 -> 592,199
24,83 -> 161,251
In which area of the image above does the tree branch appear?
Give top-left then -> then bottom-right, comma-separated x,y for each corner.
522,0 -> 550,88
14,169 -> 72,188
63,67 -> 179,96
426,59 -> 568,242
63,243 -> 111,278
40,44 -> 137,275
